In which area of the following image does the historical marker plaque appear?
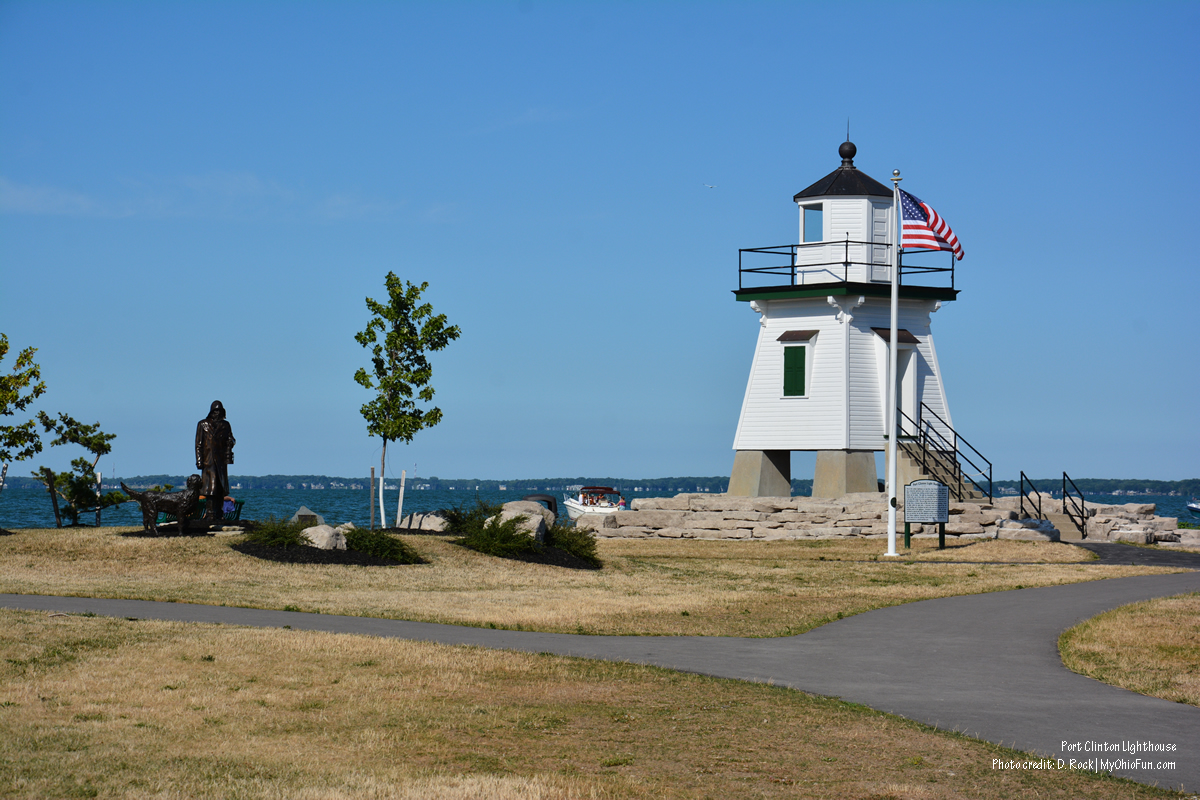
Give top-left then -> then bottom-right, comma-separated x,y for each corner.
904,480 -> 949,524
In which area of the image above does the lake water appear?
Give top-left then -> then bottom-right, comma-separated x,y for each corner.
1,485 -> 1193,530
0,486 -> 683,529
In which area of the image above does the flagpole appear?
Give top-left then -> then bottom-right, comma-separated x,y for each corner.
885,169 -> 902,558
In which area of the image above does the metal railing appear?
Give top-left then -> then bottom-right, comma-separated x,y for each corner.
894,402 -> 992,502
1020,472 -> 1044,520
737,238 -> 956,291
1063,472 -> 1088,538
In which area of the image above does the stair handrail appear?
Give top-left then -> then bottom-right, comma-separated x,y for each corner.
894,406 -> 957,496
892,404 -> 992,502
1062,472 -> 1088,539
1020,471 -> 1044,520
914,414 -> 965,497
919,402 -> 993,502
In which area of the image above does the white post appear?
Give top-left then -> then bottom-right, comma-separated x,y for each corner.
885,170 -> 902,557
396,469 -> 406,529
379,441 -> 388,529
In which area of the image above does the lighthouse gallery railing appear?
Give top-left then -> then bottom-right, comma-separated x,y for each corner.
738,238 -> 956,291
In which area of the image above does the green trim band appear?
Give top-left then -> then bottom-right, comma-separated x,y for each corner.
733,282 -> 958,303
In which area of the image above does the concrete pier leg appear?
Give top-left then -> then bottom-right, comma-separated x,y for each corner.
812,450 -> 879,498
728,450 -> 791,497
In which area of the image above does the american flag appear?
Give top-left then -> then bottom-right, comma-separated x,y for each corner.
900,189 -> 964,260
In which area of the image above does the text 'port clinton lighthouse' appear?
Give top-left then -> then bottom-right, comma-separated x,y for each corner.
728,141 -> 987,502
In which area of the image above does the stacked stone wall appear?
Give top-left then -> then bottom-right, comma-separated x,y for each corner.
576,491 -> 1181,544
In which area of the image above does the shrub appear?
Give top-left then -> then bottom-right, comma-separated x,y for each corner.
460,514 -> 543,558
344,527 -> 422,564
439,498 -> 502,536
243,517 -> 308,549
444,499 -> 542,558
544,521 -> 601,568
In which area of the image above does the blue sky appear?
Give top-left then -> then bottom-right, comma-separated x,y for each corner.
2,1 -> 1197,483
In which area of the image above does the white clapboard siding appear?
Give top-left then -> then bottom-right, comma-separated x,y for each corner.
734,295 -> 952,454
828,197 -> 866,282
846,299 -> 951,450
733,300 -> 846,451
847,318 -> 884,450
870,201 -> 892,282
794,195 -> 892,285
794,249 -> 841,284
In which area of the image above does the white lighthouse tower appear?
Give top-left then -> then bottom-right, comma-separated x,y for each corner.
729,141 -> 961,498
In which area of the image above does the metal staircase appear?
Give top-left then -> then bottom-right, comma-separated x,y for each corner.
895,403 -> 992,502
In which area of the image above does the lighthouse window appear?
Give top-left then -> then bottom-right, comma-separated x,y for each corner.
803,204 -> 823,243
783,345 -> 807,397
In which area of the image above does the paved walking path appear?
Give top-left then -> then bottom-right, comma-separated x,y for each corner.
4,567 -> 1199,790
1074,540 -> 1200,569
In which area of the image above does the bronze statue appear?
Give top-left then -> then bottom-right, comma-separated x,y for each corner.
196,400 -> 235,523
122,475 -> 202,534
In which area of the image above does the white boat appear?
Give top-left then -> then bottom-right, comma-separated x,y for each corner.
1188,499 -> 1200,517
563,486 -> 626,520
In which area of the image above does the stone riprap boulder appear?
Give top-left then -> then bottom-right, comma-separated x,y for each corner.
487,500 -> 553,543
397,512 -> 447,532
1085,503 -> 1178,543
994,518 -> 1059,541
1174,530 -> 1200,548
575,513 -> 618,531
502,500 -> 556,528
589,492 -> 1180,543
290,506 -> 325,526
301,524 -> 347,550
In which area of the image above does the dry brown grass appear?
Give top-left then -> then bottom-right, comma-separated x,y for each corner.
0,528 -> 1178,637
1060,592 -> 1200,707
0,609 -> 1178,799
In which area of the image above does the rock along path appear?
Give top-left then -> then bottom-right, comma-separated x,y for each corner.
3,552 -> 1198,790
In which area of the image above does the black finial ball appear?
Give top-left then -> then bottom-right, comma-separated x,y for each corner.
839,141 -> 857,163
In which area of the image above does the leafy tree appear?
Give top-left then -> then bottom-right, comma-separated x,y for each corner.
33,412 -> 126,527
354,273 -> 460,525
0,333 -> 127,525
0,333 -> 48,464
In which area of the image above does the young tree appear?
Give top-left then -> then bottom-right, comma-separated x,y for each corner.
0,333 -> 48,467
354,273 -> 460,527
1,333 -> 126,525
33,412 -> 126,527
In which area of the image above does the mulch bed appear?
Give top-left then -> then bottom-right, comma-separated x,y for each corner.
60,520 -> 594,570
230,541 -> 421,567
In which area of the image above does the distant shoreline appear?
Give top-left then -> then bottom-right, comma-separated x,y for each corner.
3,474 -> 1196,497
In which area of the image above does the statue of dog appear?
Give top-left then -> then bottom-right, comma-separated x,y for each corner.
121,475 -> 202,534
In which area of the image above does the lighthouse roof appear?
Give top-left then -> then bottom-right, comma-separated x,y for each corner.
793,141 -> 893,201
